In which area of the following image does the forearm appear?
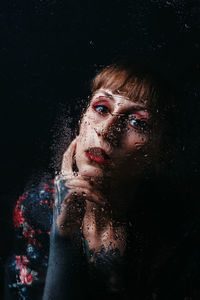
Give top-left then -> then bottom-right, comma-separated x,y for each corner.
42,229 -> 83,300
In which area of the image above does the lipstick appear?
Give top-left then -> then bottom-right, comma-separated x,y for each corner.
85,147 -> 111,164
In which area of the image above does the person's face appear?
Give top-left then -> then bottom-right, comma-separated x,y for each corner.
75,88 -> 157,181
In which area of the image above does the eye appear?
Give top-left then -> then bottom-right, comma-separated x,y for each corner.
92,104 -> 110,115
128,115 -> 149,132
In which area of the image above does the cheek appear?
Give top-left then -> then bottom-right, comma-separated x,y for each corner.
79,116 -> 88,135
78,119 -> 91,144
119,134 -> 153,170
76,117 -> 98,156
79,112 -> 95,136
123,132 -> 149,153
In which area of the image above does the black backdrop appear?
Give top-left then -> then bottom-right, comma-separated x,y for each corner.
0,0 -> 200,298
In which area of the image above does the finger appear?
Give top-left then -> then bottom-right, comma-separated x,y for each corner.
67,187 -> 106,206
65,178 -> 92,190
65,177 -> 106,205
61,138 -> 77,175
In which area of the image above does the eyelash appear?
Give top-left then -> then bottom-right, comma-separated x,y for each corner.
92,104 -> 149,132
128,116 -> 149,132
92,104 -> 109,115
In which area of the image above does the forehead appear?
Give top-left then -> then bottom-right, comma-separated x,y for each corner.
91,67 -> 158,107
93,88 -> 149,108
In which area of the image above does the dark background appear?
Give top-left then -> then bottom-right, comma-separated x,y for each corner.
0,0 -> 200,297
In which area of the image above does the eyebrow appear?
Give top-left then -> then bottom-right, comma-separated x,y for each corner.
94,90 -> 148,112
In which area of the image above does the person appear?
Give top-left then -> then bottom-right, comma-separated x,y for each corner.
5,61 -> 200,300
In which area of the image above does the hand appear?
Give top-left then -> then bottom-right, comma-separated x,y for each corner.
56,138 -> 106,237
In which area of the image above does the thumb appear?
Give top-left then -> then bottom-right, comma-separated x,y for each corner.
61,138 -> 77,175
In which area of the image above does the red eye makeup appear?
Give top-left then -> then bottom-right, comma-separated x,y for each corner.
92,97 -> 112,115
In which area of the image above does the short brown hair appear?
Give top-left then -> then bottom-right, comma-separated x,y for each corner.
91,61 -> 163,111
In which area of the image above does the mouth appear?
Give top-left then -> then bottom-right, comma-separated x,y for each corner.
85,147 -> 111,164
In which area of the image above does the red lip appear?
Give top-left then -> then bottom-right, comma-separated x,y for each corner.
85,147 -> 111,164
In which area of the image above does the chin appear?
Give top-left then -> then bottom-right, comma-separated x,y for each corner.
78,164 -> 104,178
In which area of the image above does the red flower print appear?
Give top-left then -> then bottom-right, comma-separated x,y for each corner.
13,202 -> 25,228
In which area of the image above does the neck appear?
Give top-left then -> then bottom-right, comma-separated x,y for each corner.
83,200 -> 128,255
84,177 -> 140,231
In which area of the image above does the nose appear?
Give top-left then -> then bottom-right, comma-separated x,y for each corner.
95,114 -> 126,145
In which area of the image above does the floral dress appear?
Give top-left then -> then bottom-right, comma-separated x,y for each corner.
5,180 -> 54,300
5,178 -> 200,300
